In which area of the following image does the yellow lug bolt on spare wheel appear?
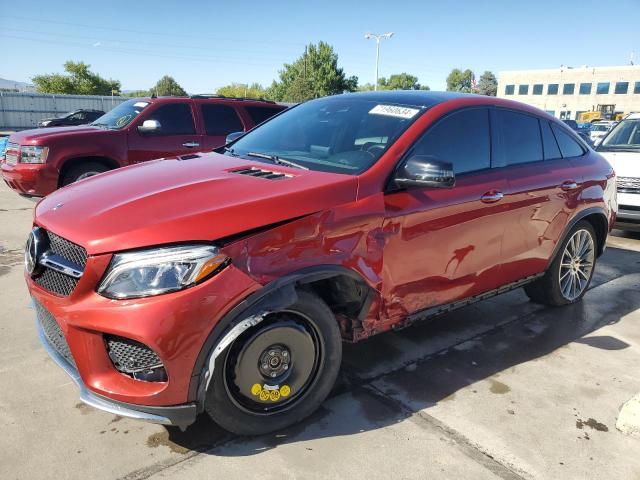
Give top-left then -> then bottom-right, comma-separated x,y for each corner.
251,383 -> 262,396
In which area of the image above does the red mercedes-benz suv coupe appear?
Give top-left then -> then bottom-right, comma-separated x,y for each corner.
26,91 -> 616,435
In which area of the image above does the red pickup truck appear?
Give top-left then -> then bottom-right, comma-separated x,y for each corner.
1,96 -> 285,197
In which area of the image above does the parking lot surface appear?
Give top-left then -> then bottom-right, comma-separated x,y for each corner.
1,184 -> 639,480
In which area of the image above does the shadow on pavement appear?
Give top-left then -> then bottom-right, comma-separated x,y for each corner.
161,246 -> 640,456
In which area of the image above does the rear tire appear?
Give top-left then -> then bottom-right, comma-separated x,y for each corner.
61,162 -> 109,186
524,220 -> 597,306
204,291 -> 342,435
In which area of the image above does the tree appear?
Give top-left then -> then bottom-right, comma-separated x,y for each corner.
151,75 -> 187,96
267,42 -> 358,102
122,89 -> 151,97
379,73 -> 429,91
217,82 -> 267,99
32,61 -> 120,95
477,71 -> 498,96
446,68 -> 474,93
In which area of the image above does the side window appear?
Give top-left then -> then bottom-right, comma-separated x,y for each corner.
540,121 -> 562,160
201,104 -> 244,136
412,108 -> 490,174
494,110 -> 543,165
551,125 -> 585,158
146,103 -> 195,135
245,106 -> 282,126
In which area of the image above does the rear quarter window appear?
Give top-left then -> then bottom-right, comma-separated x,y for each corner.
552,125 -> 585,158
244,105 -> 284,126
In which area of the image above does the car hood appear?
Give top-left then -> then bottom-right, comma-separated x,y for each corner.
598,150 -> 640,178
10,125 -> 109,144
35,153 -> 358,255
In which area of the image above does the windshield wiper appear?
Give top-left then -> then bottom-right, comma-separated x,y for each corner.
223,146 -> 239,156
246,152 -> 309,170
89,122 -> 111,129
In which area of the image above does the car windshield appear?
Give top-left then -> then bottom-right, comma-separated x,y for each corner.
227,96 -> 426,174
90,99 -> 150,129
598,119 -> 640,151
591,124 -> 610,132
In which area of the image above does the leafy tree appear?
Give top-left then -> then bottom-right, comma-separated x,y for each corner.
477,71 -> 498,96
122,89 -> 151,97
217,82 -> 267,99
267,42 -> 358,102
379,73 -> 429,91
446,68 -> 474,93
151,75 -> 187,96
32,61 -> 120,95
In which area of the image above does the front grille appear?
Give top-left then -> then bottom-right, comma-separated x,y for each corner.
106,336 -> 163,374
231,167 -> 290,180
34,298 -> 75,367
33,230 -> 87,296
617,176 -> 640,193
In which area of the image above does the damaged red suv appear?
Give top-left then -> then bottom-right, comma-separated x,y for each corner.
27,91 -> 616,435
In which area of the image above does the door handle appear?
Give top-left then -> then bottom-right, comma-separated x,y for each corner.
480,191 -> 504,203
182,142 -> 200,148
560,181 -> 579,191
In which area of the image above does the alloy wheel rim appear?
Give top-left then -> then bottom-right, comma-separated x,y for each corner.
76,171 -> 100,181
559,229 -> 595,301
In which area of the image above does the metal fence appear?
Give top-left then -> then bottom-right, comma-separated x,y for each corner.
0,92 -> 128,130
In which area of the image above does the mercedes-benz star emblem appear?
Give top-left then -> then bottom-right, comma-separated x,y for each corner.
25,227 -> 48,276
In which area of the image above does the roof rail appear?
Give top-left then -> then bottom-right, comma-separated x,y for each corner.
190,94 -> 275,104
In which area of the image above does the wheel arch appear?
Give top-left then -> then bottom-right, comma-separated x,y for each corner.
549,207 -> 609,267
58,156 -> 120,187
188,265 -> 376,408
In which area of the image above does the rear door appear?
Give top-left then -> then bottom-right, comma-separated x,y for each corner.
127,101 -> 200,163
381,107 -> 509,319
197,102 -> 247,151
494,109 -> 583,282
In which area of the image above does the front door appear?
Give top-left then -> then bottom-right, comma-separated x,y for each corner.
381,107 -> 508,321
127,101 -> 200,163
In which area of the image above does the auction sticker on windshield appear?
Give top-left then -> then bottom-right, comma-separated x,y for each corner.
369,104 -> 420,119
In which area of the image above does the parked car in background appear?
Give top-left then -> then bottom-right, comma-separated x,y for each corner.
27,91 -> 615,435
562,119 -> 592,145
38,109 -> 105,128
1,96 -> 286,196
589,121 -> 617,146
596,113 -> 640,230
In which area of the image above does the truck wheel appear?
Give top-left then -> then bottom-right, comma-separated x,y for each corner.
205,291 -> 342,435
61,162 -> 109,186
524,220 -> 597,306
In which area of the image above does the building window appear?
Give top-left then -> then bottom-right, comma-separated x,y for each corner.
563,83 -> 575,95
596,82 -> 610,94
548,84 -> 559,95
518,84 -> 529,95
635,81 -> 640,94
579,83 -> 591,95
532,84 -> 543,95
614,82 -> 629,94
505,85 -> 515,95
544,110 -> 555,117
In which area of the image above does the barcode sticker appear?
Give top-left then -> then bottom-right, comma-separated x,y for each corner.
369,104 -> 420,119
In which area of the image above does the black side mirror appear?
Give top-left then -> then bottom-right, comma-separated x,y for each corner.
225,131 -> 245,144
394,155 -> 455,189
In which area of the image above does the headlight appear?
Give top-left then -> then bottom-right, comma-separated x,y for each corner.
97,245 -> 228,299
20,145 -> 49,164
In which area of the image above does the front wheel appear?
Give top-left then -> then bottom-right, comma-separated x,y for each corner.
61,162 -> 109,186
204,291 -> 342,435
524,221 -> 597,306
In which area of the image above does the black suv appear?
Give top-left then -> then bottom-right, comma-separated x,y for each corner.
38,109 -> 105,128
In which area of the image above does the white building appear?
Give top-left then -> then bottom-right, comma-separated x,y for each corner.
497,65 -> 640,120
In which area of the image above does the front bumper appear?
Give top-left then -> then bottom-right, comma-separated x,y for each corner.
36,313 -> 197,427
1,162 -> 58,196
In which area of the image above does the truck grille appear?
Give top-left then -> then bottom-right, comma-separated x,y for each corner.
34,298 -> 76,367
617,177 -> 640,193
33,230 -> 87,296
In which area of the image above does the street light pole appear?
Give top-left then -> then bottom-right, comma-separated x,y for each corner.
365,32 -> 394,91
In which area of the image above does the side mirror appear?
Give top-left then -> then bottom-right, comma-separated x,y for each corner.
225,131 -> 245,144
394,155 -> 455,189
137,119 -> 162,134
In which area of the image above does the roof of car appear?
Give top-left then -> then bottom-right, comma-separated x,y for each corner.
333,90 -> 478,107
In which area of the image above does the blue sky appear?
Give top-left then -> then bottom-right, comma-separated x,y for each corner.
1,0 -> 638,93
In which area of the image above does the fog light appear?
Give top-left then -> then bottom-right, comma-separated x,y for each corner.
105,335 -> 167,382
